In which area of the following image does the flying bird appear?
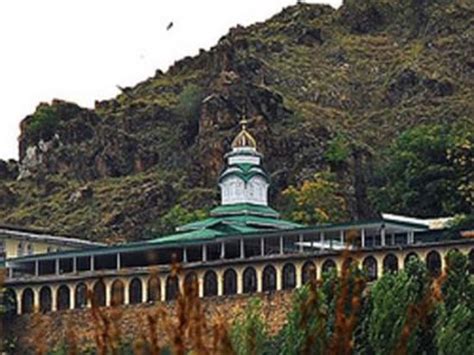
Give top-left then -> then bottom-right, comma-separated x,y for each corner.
166,22 -> 174,31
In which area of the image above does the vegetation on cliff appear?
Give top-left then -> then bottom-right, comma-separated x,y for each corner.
0,0 -> 472,241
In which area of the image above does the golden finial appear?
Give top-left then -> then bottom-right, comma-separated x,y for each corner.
232,117 -> 257,149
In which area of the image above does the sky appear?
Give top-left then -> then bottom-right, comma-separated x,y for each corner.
0,0 -> 342,160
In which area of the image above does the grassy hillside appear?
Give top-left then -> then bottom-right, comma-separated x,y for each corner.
0,0 -> 472,241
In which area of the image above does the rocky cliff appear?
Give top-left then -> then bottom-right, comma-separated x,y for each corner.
0,0 -> 472,242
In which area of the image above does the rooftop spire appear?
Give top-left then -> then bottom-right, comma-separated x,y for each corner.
231,117 -> 257,149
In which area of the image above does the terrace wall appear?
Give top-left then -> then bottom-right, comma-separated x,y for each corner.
5,291 -> 292,354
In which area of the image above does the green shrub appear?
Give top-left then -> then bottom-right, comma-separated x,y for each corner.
26,104 -> 60,142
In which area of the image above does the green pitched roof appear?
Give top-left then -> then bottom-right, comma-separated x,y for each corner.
219,163 -> 269,183
211,203 -> 280,218
147,203 -> 302,245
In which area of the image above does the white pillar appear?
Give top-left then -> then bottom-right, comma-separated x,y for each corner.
237,269 -> 243,294
299,234 -> 304,253
296,264 -> 302,288
381,227 -> 386,247
70,285 -> 76,310
51,286 -> 58,312
320,232 -> 325,250
105,281 -> 111,307
183,248 -> 188,263
116,253 -> 121,270
198,273 -> 204,298
217,271 -> 223,296
33,288 -> 40,312
35,260 -> 39,277
91,256 -> 95,271
260,238 -> 265,256
256,268 -> 263,293
55,259 -> 60,275
340,230 -> 345,245
279,236 -> 284,255
240,238 -> 244,259
124,280 -> 130,305
276,265 -> 282,290
16,290 -> 22,315
220,242 -> 225,259
202,245 -> 207,262
160,277 -> 166,302
361,229 -> 366,248
73,257 -> 77,273
142,277 -> 148,303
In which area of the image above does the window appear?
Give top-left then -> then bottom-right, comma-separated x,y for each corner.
282,263 -> 296,289
383,254 -> 399,273
39,287 -> 52,313
17,241 -> 24,257
223,269 -> 237,295
302,261 -> 316,285
363,256 -> 378,282
27,243 -> 34,255
147,276 -> 161,302
129,278 -> 143,304
57,285 -> 70,311
166,275 -> 179,301
262,265 -> 277,292
204,271 -> 218,297
243,267 -> 257,294
426,251 -> 442,277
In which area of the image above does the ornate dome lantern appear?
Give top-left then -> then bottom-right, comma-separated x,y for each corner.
218,119 -> 269,206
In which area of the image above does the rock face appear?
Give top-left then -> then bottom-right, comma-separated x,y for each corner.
2,0 -> 473,242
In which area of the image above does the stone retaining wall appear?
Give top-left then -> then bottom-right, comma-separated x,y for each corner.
5,291 -> 293,354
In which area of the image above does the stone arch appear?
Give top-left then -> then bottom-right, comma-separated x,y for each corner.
93,280 -> 106,307
166,275 -> 179,301
204,270 -> 218,297
302,261 -> 316,285
147,276 -> 161,302
39,286 -> 52,313
21,288 -> 34,314
468,249 -> 474,275
383,253 -> 399,273
362,256 -> 378,281
75,283 -> 88,309
404,252 -> 419,268
426,250 -> 442,277
129,278 -> 142,304
243,267 -> 257,294
282,263 -> 296,290
57,285 -> 71,311
111,280 -> 125,306
322,259 -> 337,274
184,272 -> 198,297
4,288 -> 17,317
262,265 -> 277,292
223,268 -> 237,295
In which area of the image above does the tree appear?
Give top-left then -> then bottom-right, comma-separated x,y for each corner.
436,250 -> 474,355
370,122 -> 473,218
230,298 -> 269,355
282,170 -> 350,225
367,257 -> 436,354
149,204 -> 207,237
